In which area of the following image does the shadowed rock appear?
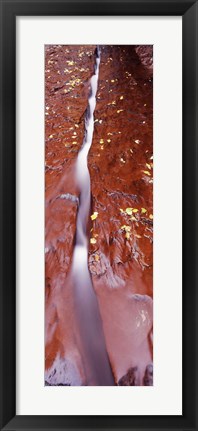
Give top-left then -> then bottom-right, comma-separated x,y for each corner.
143,363 -> 153,386
118,366 -> 140,386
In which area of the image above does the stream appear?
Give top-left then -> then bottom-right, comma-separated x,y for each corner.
71,47 -> 114,385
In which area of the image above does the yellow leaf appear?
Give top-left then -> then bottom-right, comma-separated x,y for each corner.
90,238 -> 97,244
90,212 -> 98,221
121,225 -> 131,232
146,163 -> 151,170
99,139 -> 104,144
49,135 -> 53,139
125,232 -> 130,240
141,208 -> 147,214
142,170 -> 151,176
111,79 -> 115,83
149,214 -> 153,220
107,139 -> 111,143
72,141 -> 77,145
95,254 -> 100,262
125,208 -> 133,215
132,209 -> 138,213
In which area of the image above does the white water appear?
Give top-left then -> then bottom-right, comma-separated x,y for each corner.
71,47 -> 114,385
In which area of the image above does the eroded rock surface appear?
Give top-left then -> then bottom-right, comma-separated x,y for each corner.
45,45 -> 153,385
45,45 -> 96,381
135,45 -> 153,73
88,46 -> 153,384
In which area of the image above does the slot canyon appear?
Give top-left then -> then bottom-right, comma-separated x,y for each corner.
45,45 -> 153,386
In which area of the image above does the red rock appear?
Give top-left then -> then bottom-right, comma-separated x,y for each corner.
45,45 -> 153,385
45,45 -> 96,378
88,45 -> 153,384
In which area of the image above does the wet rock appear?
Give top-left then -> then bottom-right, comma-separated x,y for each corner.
45,354 -> 83,386
45,45 -> 96,373
45,45 -> 153,385
88,45 -> 153,384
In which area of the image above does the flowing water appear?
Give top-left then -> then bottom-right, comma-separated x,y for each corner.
71,47 -> 114,385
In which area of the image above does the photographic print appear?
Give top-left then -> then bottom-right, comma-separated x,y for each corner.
45,45 -> 153,386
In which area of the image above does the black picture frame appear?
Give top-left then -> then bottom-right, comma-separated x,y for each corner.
0,0 -> 197,430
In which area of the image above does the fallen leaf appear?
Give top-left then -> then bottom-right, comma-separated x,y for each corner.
117,109 -> 124,113
121,225 -> 131,232
142,170 -> 151,176
125,208 -> 133,215
125,232 -> 130,240
99,139 -> 104,144
120,95 -> 124,100
135,139 -> 140,144
149,214 -> 153,220
90,238 -> 97,244
90,212 -> 98,221
132,209 -> 138,213
95,254 -> 100,262
141,208 -> 147,214
146,163 -> 151,170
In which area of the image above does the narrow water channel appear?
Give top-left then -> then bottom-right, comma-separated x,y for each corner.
71,47 -> 114,386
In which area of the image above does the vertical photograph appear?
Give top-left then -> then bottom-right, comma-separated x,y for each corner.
45,45 -> 153,386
